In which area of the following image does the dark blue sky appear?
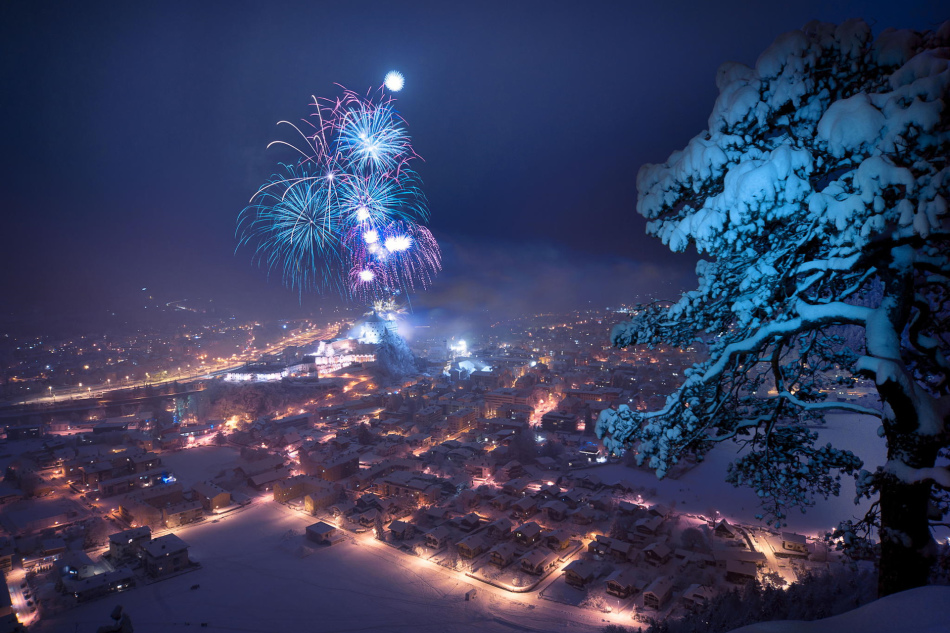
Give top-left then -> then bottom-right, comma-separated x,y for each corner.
1,0 -> 944,322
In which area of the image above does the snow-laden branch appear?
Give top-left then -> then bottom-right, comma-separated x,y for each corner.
886,460 -> 950,489
775,390 -> 883,418
701,300 -> 872,384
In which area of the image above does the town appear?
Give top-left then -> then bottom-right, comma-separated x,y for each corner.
0,307 -> 858,632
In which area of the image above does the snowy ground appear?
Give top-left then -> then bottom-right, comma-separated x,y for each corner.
34,502 -> 608,633
159,445 -> 241,485
728,585 -> 950,633
588,413 -> 885,537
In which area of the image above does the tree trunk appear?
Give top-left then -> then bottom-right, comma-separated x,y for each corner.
877,472 -> 935,596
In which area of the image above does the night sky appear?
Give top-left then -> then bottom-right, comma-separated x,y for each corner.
1,0 -> 944,323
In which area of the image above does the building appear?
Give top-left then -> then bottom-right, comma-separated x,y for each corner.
143,534 -> 190,578
513,522 -> 543,547
316,454 -> 359,482
192,481 -> 231,512
562,559 -> 599,589
605,569 -> 642,599
63,567 -> 135,602
162,499 -> 203,528
108,526 -> 152,561
306,521 -> 339,545
519,549 -> 559,575
643,575 -> 673,609
488,542 -> 518,567
781,532 -> 808,554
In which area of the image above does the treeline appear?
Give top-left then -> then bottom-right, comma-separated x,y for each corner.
604,567 -> 878,633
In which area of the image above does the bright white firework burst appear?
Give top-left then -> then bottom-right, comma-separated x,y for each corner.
384,70 -> 405,92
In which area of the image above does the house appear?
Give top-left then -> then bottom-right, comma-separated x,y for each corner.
781,532 -> 808,554
562,559 -> 600,588
511,496 -> 538,520
486,517 -> 513,540
192,481 -> 231,512
534,483 -> 562,500
714,549 -> 768,569
357,509 -> 379,527
162,499 -> 203,528
519,548 -> 559,575
503,478 -> 531,497
570,506 -> 597,525
490,494 -> 516,511
513,522 -> 543,547
643,542 -> 672,566
306,521 -> 339,545
589,535 -> 633,562
425,526 -> 451,550
545,529 -> 572,551
143,533 -> 190,578
558,489 -> 585,509
643,575 -> 673,609
488,542 -> 518,567
605,569 -> 642,599
682,584 -> 714,609
713,518 -> 736,539
541,499 -> 570,522
726,559 -> 758,583
635,515 -> 663,536
62,566 -> 135,603
459,513 -> 482,533
457,534 -> 489,559
108,526 -> 151,561
388,520 -> 415,540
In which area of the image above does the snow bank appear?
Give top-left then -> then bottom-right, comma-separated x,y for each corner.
727,585 -> 950,633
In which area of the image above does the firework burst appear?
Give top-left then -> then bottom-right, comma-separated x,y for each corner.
237,78 -> 440,301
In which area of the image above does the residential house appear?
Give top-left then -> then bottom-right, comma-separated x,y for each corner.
589,535 -> 633,562
682,584 -> 714,609
519,548 -> 559,575
713,519 -> 736,539
425,526 -> 451,550
488,542 -> 518,567
714,549 -> 768,569
306,521 -> 339,545
781,532 -> 808,555
562,559 -> 600,589
726,559 -> 758,583
643,575 -> 673,609
570,506 -> 597,525
191,481 -> 231,512
143,534 -> 190,578
457,534 -> 489,559
490,494 -> 516,512
558,489 -> 585,509
545,529 -> 571,551
541,500 -> 570,522
486,517 -> 513,540
643,542 -> 672,566
63,566 -> 135,603
388,520 -> 415,540
513,522 -> 543,547
459,513 -> 482,533
635,515 -> 663,537
605,569 -> 642,599
107,527 -> 151,561
162,499 -> 203,528
511,497 -> 538,520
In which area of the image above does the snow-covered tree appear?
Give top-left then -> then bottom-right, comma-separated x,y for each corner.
374,328 -> 418,383
597,19 -> 950,596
